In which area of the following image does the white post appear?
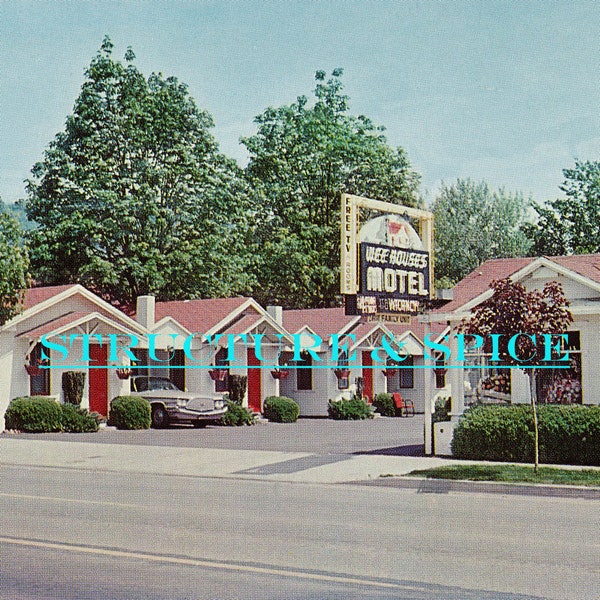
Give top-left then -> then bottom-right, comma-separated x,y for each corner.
423,320 -> 434,455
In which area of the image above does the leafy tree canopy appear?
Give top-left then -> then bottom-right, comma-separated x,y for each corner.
0,198 -> 30,325
242,69 -> 421,308
459,277 -> 572,472
26,36 -> 253,305
432,179 -> 531,286
524,160 -> 600,256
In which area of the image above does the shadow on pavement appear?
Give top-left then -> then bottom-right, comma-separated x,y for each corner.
354,443 -> 425,457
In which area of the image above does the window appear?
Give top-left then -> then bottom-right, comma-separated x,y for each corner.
537,331 -> 582,404
214,348 -> 230,393
386,356 -> 414,391
297,354 -> 313,391
336,350 -> 349,390
29,342 -> 50,396
399,355 -> 414,389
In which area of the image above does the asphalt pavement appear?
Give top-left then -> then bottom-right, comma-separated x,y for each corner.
2,415 -> 600,497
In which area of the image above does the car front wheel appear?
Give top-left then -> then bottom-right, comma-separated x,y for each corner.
151,405 -> 169,428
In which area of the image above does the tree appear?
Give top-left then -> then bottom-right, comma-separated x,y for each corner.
432,179 -> 532,286
459,278 -> 572,472
26,36 -> 253,306
242,69 -> 421,308
0,198 -> 30,325
524,160 -> 600,256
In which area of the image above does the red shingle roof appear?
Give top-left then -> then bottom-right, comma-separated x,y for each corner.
283,307 -> 356,338
23,285 -> 77,310
282,307 -> 445,344
154,297 -> 250,332
436,254 -> 600,314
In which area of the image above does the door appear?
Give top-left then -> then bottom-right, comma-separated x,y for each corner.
362,350 -> 373,402
89,344 -> 108,416
247,348 -> 262,413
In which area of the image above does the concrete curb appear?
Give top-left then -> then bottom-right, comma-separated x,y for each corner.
352,476 -> 600,499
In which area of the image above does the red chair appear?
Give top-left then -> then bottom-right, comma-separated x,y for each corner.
393,392 -> 415,417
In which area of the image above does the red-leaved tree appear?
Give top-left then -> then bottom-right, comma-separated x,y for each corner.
459,278 -> 573,472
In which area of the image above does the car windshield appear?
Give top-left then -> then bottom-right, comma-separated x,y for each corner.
133,378 -> 181,392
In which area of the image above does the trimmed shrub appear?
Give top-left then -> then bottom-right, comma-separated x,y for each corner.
4,396 -> 63,432
328,396 -> 374,420
61,403 -> 99,433
221,401 -> 256,426
373,393 -> 396,417
263,396 -> 300,423
229,375 -> 248,405
109,396 -> 151,430
62,371 -> 86,406
538,405 -> 600,466
452,404 -> 600,465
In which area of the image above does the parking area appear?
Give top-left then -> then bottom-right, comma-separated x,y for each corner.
13,415 -> 426,456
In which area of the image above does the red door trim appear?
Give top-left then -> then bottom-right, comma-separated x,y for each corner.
247,348 -> 262,413
362,351 -> 373,403
89,344 -> 108,416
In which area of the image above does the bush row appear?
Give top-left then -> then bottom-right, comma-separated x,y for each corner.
452,404 -> 600,465
5,396 -> 99,433
328,396 -> 374,420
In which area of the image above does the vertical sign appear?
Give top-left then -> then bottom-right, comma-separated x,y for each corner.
340,194 -> 358,294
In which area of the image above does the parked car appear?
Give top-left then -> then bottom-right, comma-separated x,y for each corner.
130,376 -> 227,428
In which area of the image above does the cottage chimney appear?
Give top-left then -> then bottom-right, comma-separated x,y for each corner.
267,305 -> 283,326
137,295 -> 155,329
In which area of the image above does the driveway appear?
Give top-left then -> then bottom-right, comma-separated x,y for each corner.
13,415 -> 426,455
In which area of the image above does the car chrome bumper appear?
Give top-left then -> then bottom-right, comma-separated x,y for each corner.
168,406 -> 228,421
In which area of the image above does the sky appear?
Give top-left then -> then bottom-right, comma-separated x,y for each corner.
1,0 -> 599,206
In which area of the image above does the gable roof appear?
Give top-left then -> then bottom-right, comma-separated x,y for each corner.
282,307 -> 357,338
434,254 -> 600,316
7,284 -> 147,335
23,285 -> 78,310
154,297 -> 251,333
283,307 -> 446,349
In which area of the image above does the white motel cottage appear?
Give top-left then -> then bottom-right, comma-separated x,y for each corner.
423,254 -> 600,453
0,285 -> 443,428
2,253 -> 600,444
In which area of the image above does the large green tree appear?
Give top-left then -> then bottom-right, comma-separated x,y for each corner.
524,160 -> 600,256
242,69 -> 421,308
432,179 -> 531,286
0,198 -> 30,325
26,37 -> 252,305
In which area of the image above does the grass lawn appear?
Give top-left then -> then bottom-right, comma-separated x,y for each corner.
405,464 -> 600,487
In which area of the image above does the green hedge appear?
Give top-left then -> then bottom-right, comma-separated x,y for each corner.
221,401 -> 256,426
373,393 -> 396,417
4,396 -> 99,433
4,396 -> 63,432
263,396 -> 300,423
452,405 -> 600,465
61,403 -> 99,433
328,396 -> 374,420
109,396 -> 151,430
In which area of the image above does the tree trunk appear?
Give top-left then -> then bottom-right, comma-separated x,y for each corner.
529,370 -> 539,473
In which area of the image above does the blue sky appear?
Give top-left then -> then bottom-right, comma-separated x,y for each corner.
1,0 -> 598,205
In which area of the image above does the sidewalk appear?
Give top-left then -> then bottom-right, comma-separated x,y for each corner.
0,437 -> 456,483
3,436 -> 600,498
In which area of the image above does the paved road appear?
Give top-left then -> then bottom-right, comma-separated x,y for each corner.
4,465 -> 598,599
12,415 -> 426,454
